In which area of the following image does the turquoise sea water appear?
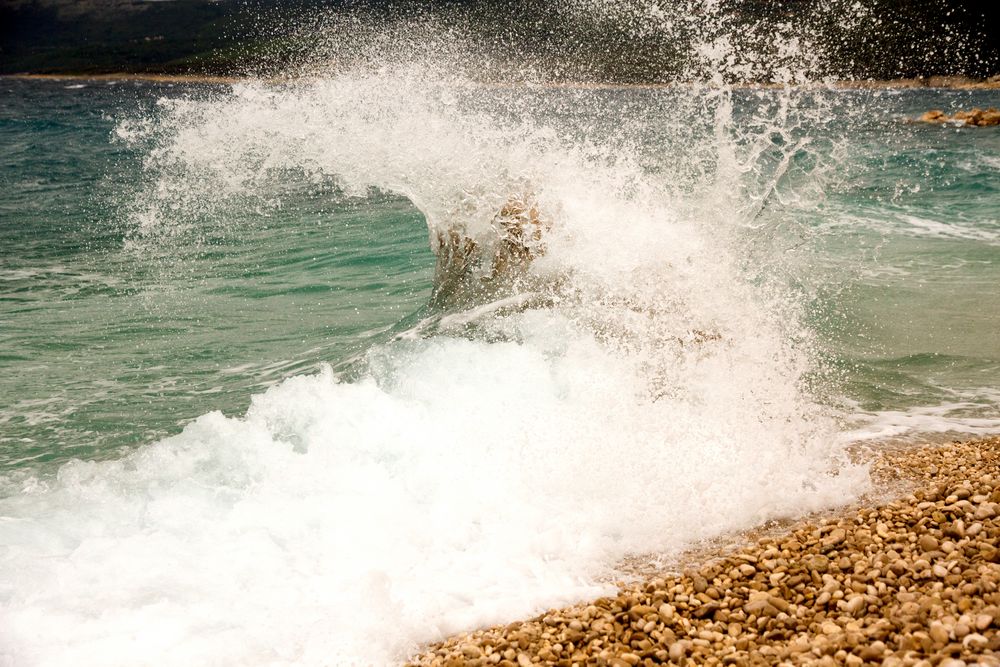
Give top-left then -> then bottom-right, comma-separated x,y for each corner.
3,79 -> 998,470
1,79 -> 435,468
1,75 -> 998,664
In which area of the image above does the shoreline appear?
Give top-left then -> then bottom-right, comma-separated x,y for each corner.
5,72 -> 1000,90
408,438 -> 1000,666
3,72 -> 246,85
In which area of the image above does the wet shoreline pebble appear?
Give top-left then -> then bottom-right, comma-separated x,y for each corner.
407,437 -> 1000,666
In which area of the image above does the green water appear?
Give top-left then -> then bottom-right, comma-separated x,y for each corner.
1,73 -> 1000,667
2,79 -> 1000,471
0,79 -> 435,467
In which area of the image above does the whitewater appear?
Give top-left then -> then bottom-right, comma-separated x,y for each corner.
2,12 -> 1000,667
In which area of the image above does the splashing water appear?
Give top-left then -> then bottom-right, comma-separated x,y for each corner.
4,5 -> 997,665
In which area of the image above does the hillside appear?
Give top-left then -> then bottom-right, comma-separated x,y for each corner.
1,0 -> 997,82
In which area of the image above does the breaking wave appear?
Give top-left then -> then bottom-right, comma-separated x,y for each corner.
0,14 -> 888,667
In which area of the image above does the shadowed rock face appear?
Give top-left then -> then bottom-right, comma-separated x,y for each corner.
919,108 -> 1000,126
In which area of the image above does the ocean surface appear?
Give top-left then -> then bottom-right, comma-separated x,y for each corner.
1,75 -> 999,664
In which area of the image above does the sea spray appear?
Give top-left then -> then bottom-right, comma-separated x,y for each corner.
0,7 -> 929,666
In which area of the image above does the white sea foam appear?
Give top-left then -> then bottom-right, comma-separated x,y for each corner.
896,213 -> 1000,243
2,44 -> 871,667
0,334 -> 867,666
842,389 -> 1000,444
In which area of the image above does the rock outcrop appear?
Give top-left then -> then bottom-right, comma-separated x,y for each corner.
919,108 -> 1000,127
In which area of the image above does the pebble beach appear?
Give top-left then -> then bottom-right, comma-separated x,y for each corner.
409,438 -> 1000,667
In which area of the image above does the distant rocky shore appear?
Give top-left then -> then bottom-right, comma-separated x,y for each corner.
918,109 -> 1000,127
409,438 -> 1000,666
5,73 -> 1000,90
3,72 -> 243,85
833,75 -> 1000,90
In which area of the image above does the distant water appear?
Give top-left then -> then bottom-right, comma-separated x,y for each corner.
1,76 -> 998,665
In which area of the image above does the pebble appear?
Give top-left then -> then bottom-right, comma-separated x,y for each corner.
919,534 -> 939,552
408,438 -> 1000,667
824,528 -> 847,547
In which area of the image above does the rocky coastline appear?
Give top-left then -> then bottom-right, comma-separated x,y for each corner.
918,109 -> 1000,127
5,73 -> 1000,90
408,438 -> 1000,666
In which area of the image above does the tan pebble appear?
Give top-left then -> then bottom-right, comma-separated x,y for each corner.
975,504 -> 996,520
516,653 -> 532,667
929,620 -> 950,645
461,645 -> 483,659
939,660 -> 966,667
919,534 -> 939,552
743,599 -> 777,617
975,613 -> 993,630
962,632 -> 988,650
844,595 -> 865,616
808,554 -> 830,572
946,519 -> 966,538
859,640 -> 886,660
657,603 -> 674,622
845,655 -> 863,667
627,604 -> 655,620
821,621 -> 840,635
768,596 -> 790,613
738,563 -> 756,577
668,641 -> 687,661
933,564 -> 949,578
824,528 -> 847,547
